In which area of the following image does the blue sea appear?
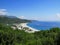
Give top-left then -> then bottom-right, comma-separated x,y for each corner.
27,20 -> 60,30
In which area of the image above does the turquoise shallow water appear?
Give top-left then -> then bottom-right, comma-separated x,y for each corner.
27,21 -> 60,30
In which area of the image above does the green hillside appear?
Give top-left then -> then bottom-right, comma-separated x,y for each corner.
0,15 -> 31,24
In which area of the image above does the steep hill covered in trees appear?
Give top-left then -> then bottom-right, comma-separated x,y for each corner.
0,15 -> 31,24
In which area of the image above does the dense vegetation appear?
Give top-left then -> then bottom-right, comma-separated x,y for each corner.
0,24 -> 60,45
0,15 -> 31,24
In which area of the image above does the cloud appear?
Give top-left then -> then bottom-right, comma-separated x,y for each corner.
0,9 -> 8,15
31,17 -> 40,20
19,16 -> 25,19
56,13 -> 60,18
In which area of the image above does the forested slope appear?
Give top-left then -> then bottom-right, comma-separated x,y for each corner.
0,15 -> 31,24
0,24 -> 60,45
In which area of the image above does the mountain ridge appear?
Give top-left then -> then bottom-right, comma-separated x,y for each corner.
0,15 -> 31,24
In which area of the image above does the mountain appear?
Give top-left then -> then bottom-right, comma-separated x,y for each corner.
6,16 -> 17,18
0,15 -> 31,24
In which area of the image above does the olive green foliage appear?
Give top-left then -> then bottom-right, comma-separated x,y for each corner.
0,24 -> 60,45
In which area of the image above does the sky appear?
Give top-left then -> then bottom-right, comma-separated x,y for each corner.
0,0 -> 60,21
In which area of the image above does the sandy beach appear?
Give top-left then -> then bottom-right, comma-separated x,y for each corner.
19,23 -> 40,32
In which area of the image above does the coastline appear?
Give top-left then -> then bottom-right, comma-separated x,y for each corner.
20,23 -> 40,32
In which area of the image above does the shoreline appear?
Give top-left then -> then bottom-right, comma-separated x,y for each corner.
20,23 -> 40,32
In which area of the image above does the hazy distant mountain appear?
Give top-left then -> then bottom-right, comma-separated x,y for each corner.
6,16 -> 17,18
0,15 -> 31,24
0,15 -> 17,18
